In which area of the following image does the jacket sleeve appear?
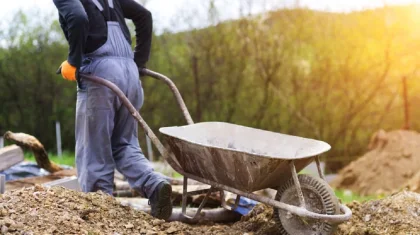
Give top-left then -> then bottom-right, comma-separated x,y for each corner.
53,0 -> 89,68
119,0 -> 153,68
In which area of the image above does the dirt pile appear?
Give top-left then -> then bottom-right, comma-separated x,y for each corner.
0,185 -> 280,235
336,190 -> 420,235
331,129 -> 420,196
406,171 -> 420,193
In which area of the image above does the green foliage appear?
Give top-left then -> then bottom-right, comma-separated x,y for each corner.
24,151 -> 75,167
334,189 -> 382,204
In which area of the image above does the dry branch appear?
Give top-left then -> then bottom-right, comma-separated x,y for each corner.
3,131 -> 63,173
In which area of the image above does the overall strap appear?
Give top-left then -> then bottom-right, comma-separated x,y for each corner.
91,0 -> 104,11
107,0 -> 114,8
90,0 -> 117,22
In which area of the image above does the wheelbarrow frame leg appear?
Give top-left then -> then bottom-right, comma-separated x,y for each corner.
181,176 -> 217,220
221,191 -> 241,211
315,155 -> 326,181
289,160 -> 306,208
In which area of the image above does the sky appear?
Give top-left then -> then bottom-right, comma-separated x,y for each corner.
1,0 -> 420,32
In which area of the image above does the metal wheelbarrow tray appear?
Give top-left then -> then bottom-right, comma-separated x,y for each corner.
80,70 -> 352,235
160,122 -> 328,192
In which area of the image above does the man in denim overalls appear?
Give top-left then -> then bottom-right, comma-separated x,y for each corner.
53,0 -> 172,220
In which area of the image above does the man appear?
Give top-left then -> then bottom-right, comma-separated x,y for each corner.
52,0 -> 173,220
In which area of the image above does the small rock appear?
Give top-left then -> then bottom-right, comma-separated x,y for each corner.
146,231 -> 158,235
166,226 -> 180,234
1,225 -> 8,234
125,223 -> 134,229
4,218 -> 15,226
0,209 -> 8,216
151,219 -> 164,226
364,214 -> 371,222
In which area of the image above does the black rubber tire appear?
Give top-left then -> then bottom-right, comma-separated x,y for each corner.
273,174 -> 340,235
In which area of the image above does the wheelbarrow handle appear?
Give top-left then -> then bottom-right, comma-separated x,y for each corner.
57,66 -> 193,125
78,73 -> 184,173
140,68 -> 194,125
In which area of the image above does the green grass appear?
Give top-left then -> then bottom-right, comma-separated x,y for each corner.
24,151 -> 75,167
334,189 -> 382,204
172,172 -> 183,179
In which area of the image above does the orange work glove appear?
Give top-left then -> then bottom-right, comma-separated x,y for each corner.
59,61 -> 77,81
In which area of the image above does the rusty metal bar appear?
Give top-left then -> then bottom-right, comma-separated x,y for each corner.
80,74 -> 183,173
221,191 -> 241,211
315,156 -> 326,181
182,176 -> 189,216
181,171 -> 352,223
232,195 -> 241,210
141,69 -> 194,125
0,174 -> 5,194
186,188 -> 213,196
191,187 -> 215,219
181,175 -> 216,220
290,160 -> 306,208
113,190 -> 139,198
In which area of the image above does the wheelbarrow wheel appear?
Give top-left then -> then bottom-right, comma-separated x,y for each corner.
273,174 -> 340,235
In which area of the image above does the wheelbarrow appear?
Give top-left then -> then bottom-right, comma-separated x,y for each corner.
78,69 -> 352,235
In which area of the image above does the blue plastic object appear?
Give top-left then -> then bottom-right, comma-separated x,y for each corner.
233,197 -> 259,215
0,162 -> 72,181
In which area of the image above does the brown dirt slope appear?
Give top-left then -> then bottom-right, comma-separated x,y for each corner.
331,130 -> 420,196
0,185 -> 279,235
336,190 -> 420,235
406,171 -> 420,193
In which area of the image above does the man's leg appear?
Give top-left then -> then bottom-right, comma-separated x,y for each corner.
75,67 -> 116,195
111,61 -> 172,219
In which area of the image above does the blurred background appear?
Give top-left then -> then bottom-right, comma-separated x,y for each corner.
1,0 -> 420,173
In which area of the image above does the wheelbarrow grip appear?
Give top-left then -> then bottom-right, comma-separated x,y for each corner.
140,68 -> 194,125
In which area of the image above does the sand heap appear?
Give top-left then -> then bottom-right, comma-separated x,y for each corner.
1,185 -> 420,234
406,171 -> 420,193
0,185 -> 279,235
331,129 -> 420,196
336,190 -> 420,235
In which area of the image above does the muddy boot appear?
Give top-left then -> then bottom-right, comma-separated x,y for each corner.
149,182 -> 173,220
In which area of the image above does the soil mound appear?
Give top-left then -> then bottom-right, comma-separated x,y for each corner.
0,185 -> 279,235
406,171 -> 420,193
336,190 -> 420,235
331,129 -> 420,196
1,185 -> 419,234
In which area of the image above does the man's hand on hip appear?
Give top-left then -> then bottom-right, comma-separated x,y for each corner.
59,61 -> 78,81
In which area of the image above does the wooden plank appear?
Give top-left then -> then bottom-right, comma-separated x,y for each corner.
0,145 -> 24,171
43,176 -> 81,191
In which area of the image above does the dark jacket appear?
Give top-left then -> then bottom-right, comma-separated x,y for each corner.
53,0 -> 152,69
